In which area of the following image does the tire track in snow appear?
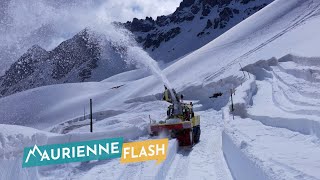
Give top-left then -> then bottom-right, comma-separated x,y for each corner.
117,162 -> 143,180
168,149 -> 191,179
114,138 -> 179,180
272,66 -> 320,99
265,74 -> 320,116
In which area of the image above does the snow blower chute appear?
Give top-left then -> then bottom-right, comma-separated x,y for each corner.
149,89 -> 201,146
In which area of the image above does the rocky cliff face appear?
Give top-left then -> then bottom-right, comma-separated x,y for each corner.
120,0 -> 273,62
0,29 -> 133,97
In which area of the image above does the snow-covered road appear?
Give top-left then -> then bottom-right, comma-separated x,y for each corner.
63,108 -> 233,180
166,110 -> 232,180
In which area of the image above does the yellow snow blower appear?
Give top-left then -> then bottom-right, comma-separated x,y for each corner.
149,90 -> 201,146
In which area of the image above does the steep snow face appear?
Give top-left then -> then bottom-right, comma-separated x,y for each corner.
121,0 -> 274,63
160,0 -> 320,89
0,29 -> 135,97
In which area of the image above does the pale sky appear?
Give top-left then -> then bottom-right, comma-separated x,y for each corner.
98,0 -> 182,22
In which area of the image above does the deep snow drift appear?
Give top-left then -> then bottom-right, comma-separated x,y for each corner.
1,0 -> 320,179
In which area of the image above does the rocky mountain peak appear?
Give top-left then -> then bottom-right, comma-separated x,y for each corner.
0,28 -> 133,97
26,45 -> 47,55
119,0 -> 273,62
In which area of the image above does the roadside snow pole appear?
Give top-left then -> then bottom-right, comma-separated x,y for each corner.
230,89 -> 234,120
90,99 -> 93,132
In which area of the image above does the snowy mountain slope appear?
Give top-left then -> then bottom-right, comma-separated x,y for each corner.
1,0 -> 320,179
162,0 -> 320,88
0,29 -> 135,97
0,0 -> 273,98
121,0 -> 274,63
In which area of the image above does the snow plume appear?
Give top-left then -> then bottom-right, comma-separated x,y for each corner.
126,47 -> 172,88
75,12 -> 175,98
1,0 -> 127,51
0,0 -> 180,74
126,46 -> 178,104
0,0 -> 103,74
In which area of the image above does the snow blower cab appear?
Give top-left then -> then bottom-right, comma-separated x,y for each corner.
149,101 -> 201,146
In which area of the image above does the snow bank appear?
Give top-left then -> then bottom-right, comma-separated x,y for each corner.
141,139 -> 178,180
222,130 -> 271,180
0,117 -> 147,180
230,75 -> 257,118
224,116 -> 320,180
48,109 -> 125,134
179,75 -> 245,111
222,102 -> 272,180
0,158 -> 39,180
0,125 -> 51,180
49,125 -> 146,145
0,125 -> 49,159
